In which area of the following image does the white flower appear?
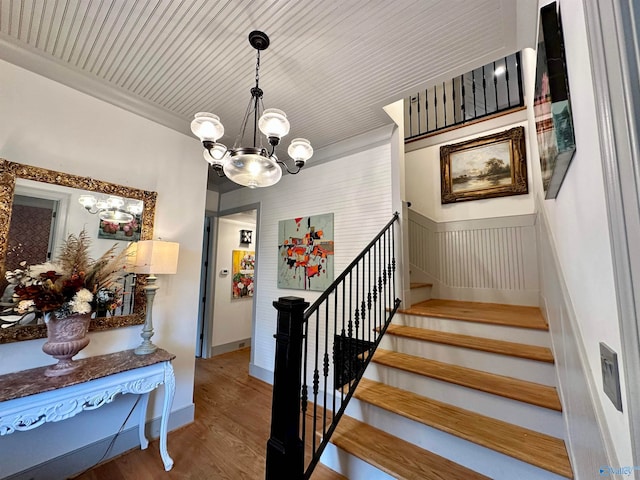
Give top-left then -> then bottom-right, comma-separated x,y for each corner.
16,299 -> 35,314
70,301 -> 92,314
74,288 -> 94,303
27,262 -> 62,281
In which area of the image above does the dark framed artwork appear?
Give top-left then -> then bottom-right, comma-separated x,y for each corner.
534,1 -> 576,199
440,126 -> 528,204
240,229 -> 252,244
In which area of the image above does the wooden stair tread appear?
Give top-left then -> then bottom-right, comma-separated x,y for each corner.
372,349 -> 561,411
331,415 -> 490,480
400,299 -> 548,330
410,282 -> 432,289
355,379 -> 573,478
385,324 -> 554,363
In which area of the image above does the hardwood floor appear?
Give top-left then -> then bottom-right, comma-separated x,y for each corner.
74,348 -> 344,480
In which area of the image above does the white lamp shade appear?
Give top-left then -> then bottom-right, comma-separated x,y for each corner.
78,195 -> 97,208
288,138 -> 313,162
133,240 -> 180,275
258,108 -> 290,139
191,112 -> 224,142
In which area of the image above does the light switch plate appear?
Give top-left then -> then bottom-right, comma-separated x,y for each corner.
600,342 -> 623,412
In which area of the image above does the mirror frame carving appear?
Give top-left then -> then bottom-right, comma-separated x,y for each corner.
0,158 -> 157,344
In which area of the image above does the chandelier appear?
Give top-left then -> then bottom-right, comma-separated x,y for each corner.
78,194 -> 143,223
190,31 -> 313,188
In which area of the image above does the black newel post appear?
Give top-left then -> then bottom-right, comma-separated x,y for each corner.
266,296 -> 309,480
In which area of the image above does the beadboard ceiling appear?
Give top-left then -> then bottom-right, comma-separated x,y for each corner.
0,0 -> 538,191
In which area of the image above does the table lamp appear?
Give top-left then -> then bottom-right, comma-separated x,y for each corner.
132,240 -> 180,355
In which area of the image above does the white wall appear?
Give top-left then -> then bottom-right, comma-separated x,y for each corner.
405,111 -> 535,223
219,133 -> 395,378
0,59 -> 206,476
212,216 -> 256,350
525,0 -> 632,466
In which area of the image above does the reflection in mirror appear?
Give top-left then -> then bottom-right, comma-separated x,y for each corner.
0,158 -> 157,344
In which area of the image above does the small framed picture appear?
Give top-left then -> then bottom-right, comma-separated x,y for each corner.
240,229 -> 252,244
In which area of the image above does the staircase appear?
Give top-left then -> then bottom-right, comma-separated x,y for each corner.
320,298 -> 573,479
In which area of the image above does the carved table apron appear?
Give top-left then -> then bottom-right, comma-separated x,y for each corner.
0,348 -> 176,471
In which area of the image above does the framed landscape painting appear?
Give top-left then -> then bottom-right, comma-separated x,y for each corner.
440,126 -> 528,204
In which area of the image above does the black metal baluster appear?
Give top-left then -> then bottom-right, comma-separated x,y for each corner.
416,92 -> 421,136
333,289 -> 338,415
391,217 -> 397,302
434,86 -> 438,130
493,61 -> 499,114
504,56 -> 511,107
360,258 -> 366,359
472,70 -> 477,118
461,74 -> 466,121
354,263 -> 359,346
442,81 -> 447,127
482,65 -> 487,116
340,281 -> 346,402
367,250 -> 372,345
425,88 -> 429,133
408,96 -> 414,136
452,77 -> 457,124
312,310 -> 320,456
301,312 -> 309,457
323,303 -> 329,436
516,51 -> 524,107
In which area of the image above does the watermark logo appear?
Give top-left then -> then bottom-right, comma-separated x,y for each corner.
599,465 -> 640,476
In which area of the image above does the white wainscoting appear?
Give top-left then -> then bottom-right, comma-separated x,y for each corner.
408,209 -> 539,306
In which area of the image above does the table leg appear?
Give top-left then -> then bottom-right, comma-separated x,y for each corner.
160,362 -> 175,471
138,392 -> 150,450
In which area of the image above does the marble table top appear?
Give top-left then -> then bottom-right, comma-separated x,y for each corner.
0,349 -> 175,403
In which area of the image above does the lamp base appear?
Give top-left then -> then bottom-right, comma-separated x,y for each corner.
135,341 -> 158,355
135,276 -> 160,355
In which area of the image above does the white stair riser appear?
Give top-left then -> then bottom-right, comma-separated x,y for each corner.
410,285 -> 432,305
344,399 -> 568,480
362,364 -> 564,438
395,313 -> 551,347
320,442 -> 395,480
378,335 -> 557,386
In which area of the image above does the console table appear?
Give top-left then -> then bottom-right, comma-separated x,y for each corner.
0,348 -> 176,471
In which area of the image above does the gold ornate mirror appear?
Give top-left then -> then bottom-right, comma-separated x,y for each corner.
0,158 -> 157,343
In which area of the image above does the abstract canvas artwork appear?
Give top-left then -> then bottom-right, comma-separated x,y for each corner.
232,250 -> 255,299
278,214 -> 334,291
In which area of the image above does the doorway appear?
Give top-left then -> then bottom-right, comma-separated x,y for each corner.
196,206 -> 258,358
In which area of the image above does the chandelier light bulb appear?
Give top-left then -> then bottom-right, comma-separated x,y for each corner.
259,108 -> 290,140
78,195 -> 97,209
288,138 -> 313,162
106,196 -> 125,210
191,112 -> 224,142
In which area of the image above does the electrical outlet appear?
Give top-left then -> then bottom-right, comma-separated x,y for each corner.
600,342 -> 623,412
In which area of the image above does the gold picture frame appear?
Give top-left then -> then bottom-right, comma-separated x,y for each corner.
0,158 -> 157,343
440,126 -> 528,204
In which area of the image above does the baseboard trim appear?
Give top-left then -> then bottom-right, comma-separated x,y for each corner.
7,403 -> 195,480
249,362 -> 274,385
210,338 -> 251,357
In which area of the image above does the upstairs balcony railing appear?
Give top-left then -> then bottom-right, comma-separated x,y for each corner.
405,52 -> 524,140
265,213 -> 402,480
